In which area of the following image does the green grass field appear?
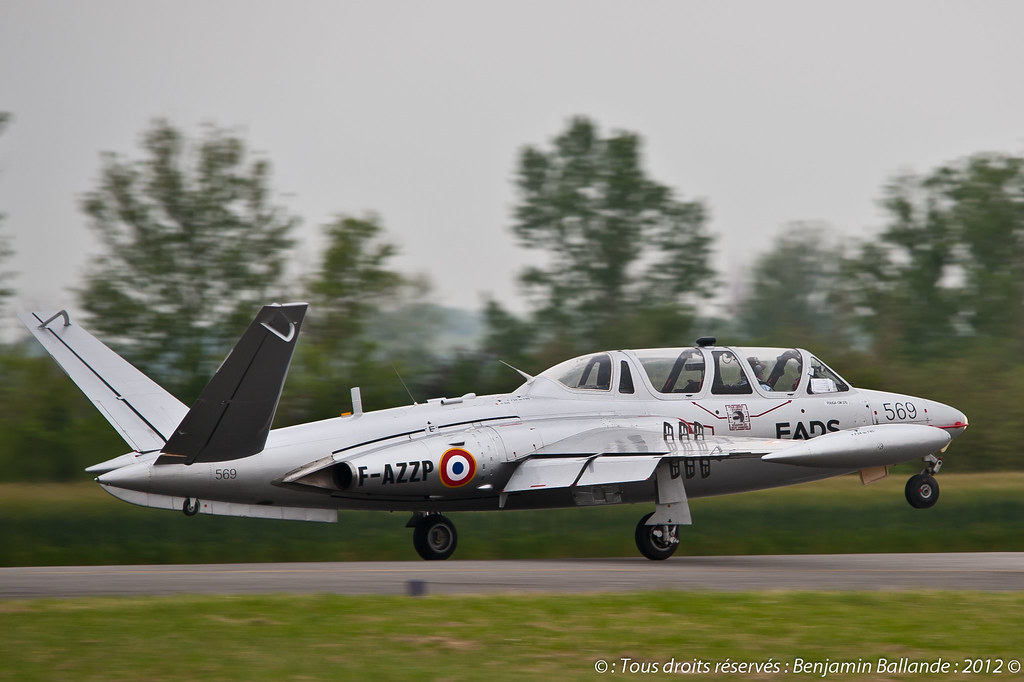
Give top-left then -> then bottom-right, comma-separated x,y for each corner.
3,473 -> 1023,680
2,591 -> 1023,680
1,471 -> 1022,566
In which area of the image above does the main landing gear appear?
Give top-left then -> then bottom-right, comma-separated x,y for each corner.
635,512 -> 680,560
905,454 -> 941,509
408,512 -> 458,560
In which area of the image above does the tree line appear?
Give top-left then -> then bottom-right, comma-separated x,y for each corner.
0,114 -> 1021,478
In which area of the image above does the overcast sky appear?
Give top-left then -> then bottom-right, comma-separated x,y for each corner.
2,1 -> 1023,329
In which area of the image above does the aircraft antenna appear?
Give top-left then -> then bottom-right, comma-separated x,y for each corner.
392,364 -> 419,405
499,360 -> 534,381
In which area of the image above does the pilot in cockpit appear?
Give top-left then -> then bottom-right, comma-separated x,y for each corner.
747,358 -> 773,391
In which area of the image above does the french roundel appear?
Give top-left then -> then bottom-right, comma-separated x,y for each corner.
439,448 -> 477,488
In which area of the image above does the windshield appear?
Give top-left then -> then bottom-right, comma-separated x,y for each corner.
540,353 -> 613,391
807,355 -> 850,393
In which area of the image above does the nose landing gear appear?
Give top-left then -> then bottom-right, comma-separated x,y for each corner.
905,454 -> 941,509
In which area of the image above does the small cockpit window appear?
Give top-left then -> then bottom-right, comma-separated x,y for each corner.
711,350 -> 753,395
807,356 -> 849,394
619,361 -> 635,394
550,353 -> 613,391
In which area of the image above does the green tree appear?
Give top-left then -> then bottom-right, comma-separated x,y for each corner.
737,222 -> 847,348
843,153 -> 1024,360
481,298 -> 537,372
286,214 -> 427,421
932,154 -> 1024,349
853,172 -> 960,359
78,119 -> 298,401
510,117 -> 713,352
306,214 -> 408,346
0,349 -> 125,481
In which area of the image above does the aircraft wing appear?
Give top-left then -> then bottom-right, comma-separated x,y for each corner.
503,426 -> 782,494
502,423 -> 951,495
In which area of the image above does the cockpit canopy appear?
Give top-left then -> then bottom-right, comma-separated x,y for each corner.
535,345 -> 850,398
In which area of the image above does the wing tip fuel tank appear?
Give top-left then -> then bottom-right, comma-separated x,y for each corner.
761,424 -> 951,469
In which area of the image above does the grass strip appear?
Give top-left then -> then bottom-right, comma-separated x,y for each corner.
2,472 -> 1023,565
1,591 -> 1022,681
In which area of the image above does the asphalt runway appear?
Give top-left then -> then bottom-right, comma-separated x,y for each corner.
2,553 -> 1023,599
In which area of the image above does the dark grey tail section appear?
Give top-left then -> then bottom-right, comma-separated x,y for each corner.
158,303 -> 307,465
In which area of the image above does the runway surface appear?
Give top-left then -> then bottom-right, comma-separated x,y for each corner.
3,553 -> 1023,599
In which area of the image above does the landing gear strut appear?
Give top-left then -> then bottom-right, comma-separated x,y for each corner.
635,512 -> 679,560
408,513 -> 458,560
905,455 -> 941,509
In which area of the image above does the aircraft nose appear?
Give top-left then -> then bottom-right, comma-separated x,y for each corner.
930,400 -> 968,437
96,461 -> 151,491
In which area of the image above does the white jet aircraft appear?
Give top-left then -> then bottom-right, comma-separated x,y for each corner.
21,304 -> 968,560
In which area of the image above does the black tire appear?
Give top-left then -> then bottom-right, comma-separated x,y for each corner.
412,515 -> 458,560
905,474 -> 939,509
635,512 -> 679,560
182,498 -> 199,516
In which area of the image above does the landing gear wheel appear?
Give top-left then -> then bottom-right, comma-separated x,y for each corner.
182,498 -> 199,516
905,474 -> 939,509
635,512 -> 679,560
412,515 -> 458,560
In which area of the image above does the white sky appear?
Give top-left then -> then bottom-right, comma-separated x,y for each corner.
2,0 -> 1023,328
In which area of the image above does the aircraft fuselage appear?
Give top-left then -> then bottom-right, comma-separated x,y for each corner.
97,347 -> 967,514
